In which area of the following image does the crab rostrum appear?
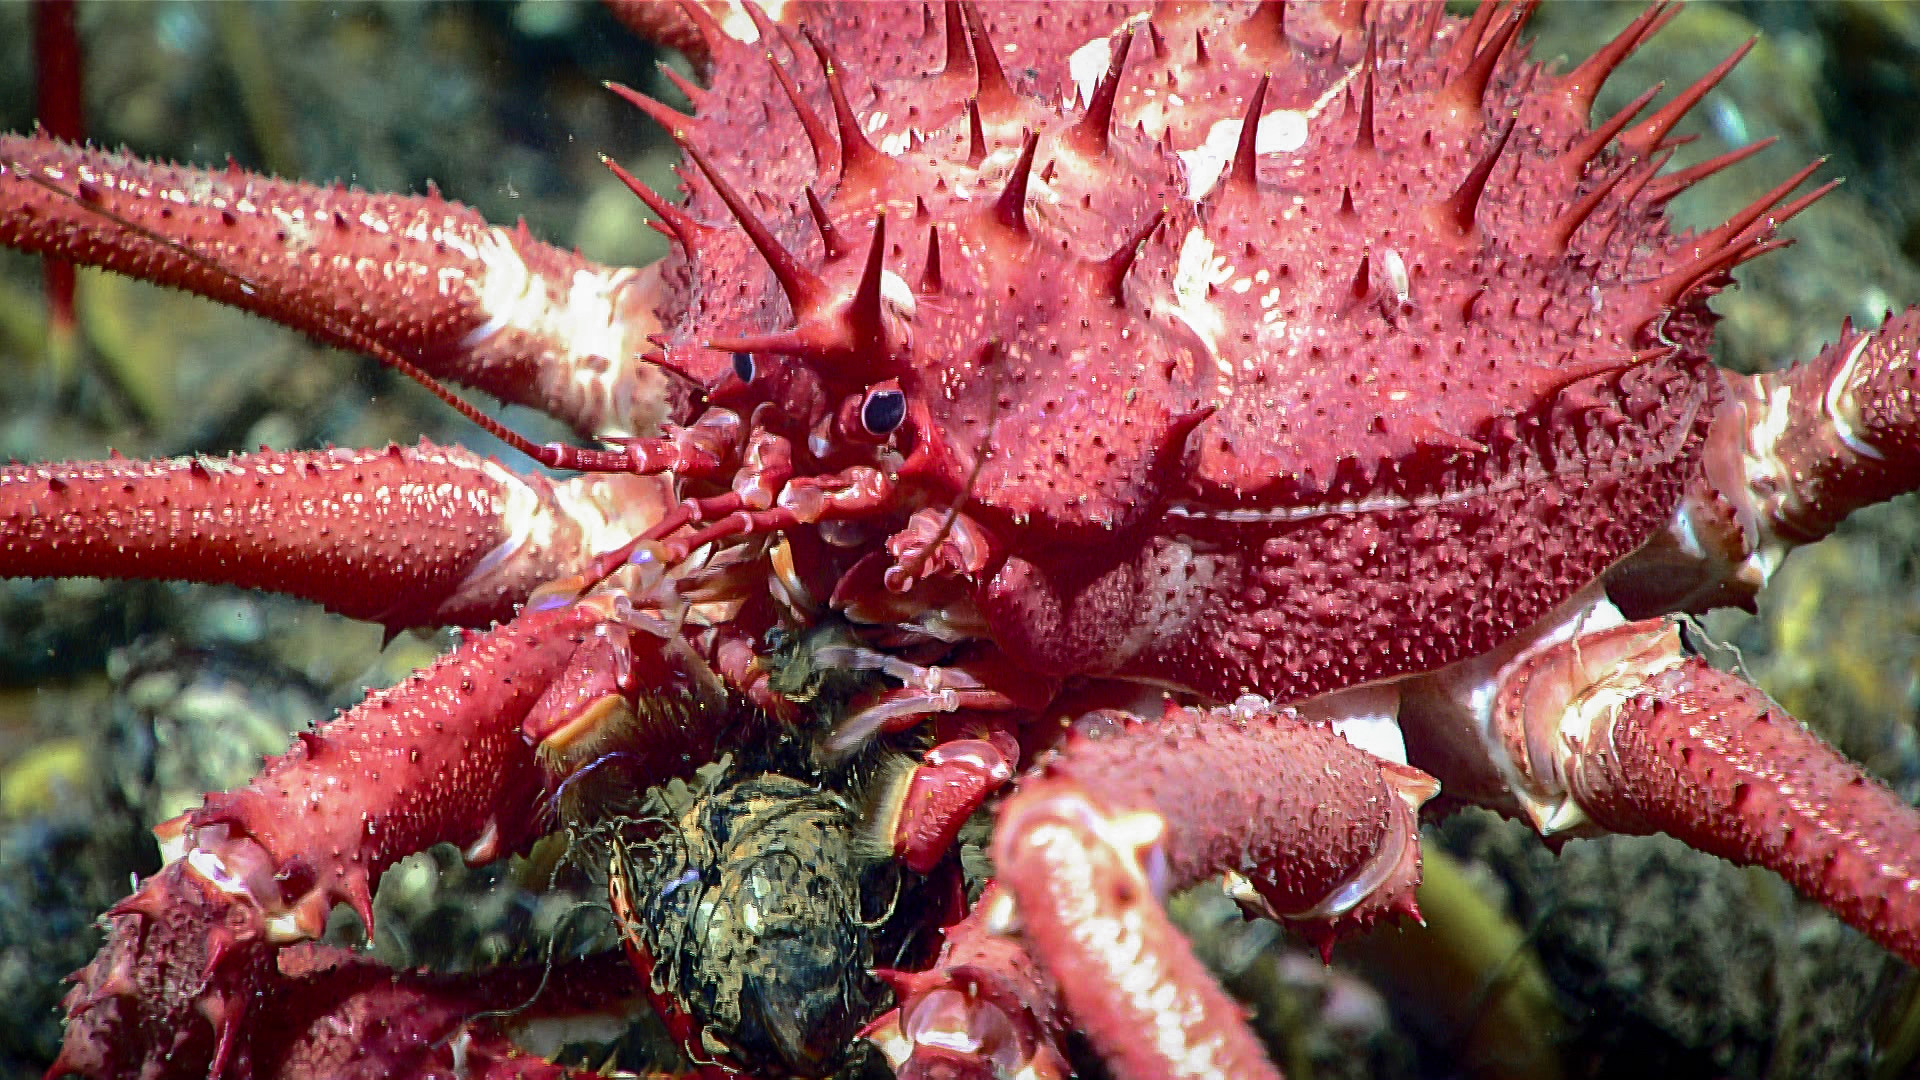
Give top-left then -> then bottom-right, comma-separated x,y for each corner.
3,2 -> 1918,1078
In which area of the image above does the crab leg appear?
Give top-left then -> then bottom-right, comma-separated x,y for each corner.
865,882 -> 1073,1080
1489,616 -> 1920,966
53,598 -> 669,1080
983,701 -> 1436,1080
76,945 -> 643,1080
0,134 -> 672,437
1613,304 -> 1920,614
0,443 -> 669,632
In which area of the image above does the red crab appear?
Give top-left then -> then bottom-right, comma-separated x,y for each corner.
2,2 -> 1918,1079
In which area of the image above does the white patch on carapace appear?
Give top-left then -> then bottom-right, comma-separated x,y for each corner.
1382,248 -> 1410,306
880,268 -> 917,318
1067,35 -> 1113,108
1179,109 -> 1307,201
716,0 -> 780,43
1176,61 -> 1357,200
1168,228 -> 1233,376
462,227 -> 644,435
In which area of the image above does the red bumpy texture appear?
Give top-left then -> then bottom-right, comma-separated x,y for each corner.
52,603 -> 615,1080
636,0 -> 1769,711
0,135 -> 671,438
0,443 -> 666,632
5,1 -> 1920,1078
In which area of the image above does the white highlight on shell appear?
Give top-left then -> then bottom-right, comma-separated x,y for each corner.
1067,35 -> 1113,108
1179,110 -> 1309,201
716,0 -> 783,43
1383,248 -> 1410,306
1298,682 -> 1409,765
880,268 -> 917,317
463,227 -> 644,436
1825,332 -> 1886,461
1169,227 -> 1233,375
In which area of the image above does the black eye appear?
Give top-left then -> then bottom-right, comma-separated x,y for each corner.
731,351 -> 755,383
861,388 -> 907,435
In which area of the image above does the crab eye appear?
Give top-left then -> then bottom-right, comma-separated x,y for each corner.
731,351 -> 755,384
861,387 -> 907,435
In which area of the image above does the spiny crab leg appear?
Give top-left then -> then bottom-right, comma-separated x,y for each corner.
865,882 -> 1073,1080
976,702 -> 1437,1080
110,945 -> 640,1080
1613,304 -> 1920,613
0,443 -> 670,633
54,596 -> 679,1079
0,133 -> 672,438
1490,615 -> 1920,965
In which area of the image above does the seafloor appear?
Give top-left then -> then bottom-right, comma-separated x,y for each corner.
0,3 -> 1915,1079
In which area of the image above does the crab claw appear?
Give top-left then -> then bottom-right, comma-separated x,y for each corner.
50,861 -> 275,1080
864,885 -> 1072,1080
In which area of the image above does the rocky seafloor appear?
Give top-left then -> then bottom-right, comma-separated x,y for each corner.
0,3 -> 1916,1079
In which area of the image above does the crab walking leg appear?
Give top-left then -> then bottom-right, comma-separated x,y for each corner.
54,601 -> 628,1080
988,703 -> 1436,1080
0,442 -> 669,632
257,947 -> 641,1080
0,134 -> 671,437
55,944 -> 640,1080
1491,617 -> 1920,965
1613,305 -> 1920,613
